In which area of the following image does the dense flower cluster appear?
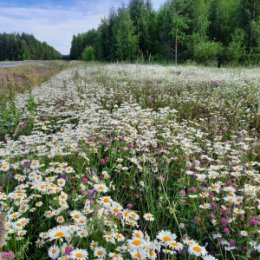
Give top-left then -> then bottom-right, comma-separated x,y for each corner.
0,64 -> 259,259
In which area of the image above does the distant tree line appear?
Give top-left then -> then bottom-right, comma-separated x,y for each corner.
0,33 -> 61,61
70,0 -> 260,65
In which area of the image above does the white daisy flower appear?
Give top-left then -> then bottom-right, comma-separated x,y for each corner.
48,245 -> 60,259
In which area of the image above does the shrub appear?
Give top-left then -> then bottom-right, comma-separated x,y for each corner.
81,46 -> 95,61
193,40 -> 223,64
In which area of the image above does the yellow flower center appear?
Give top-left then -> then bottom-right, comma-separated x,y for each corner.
97,250 -> 103,256
172,241 -> 178,247
193,246 -> 202,253
132,239 -> 141,246
162,236 -> 171,242
75,253 -> 84,258
55,231 -> 65,238
103,197 -> 110,203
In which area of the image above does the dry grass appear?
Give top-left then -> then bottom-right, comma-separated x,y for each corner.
0,61 -> 77,95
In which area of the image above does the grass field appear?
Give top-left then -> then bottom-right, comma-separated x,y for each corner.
0,63 -> 259,260
0,61 -> 78,141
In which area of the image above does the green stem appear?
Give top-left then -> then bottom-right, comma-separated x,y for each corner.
159,179 -> 183,239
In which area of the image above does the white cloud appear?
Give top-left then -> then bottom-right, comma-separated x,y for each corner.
0,5 -> 107,54
0,0 -> 166,54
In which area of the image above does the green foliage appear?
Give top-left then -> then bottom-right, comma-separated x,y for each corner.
129,0 -> 158,57
0,33 -> 61,61
70,29 -> 98,60
81,46 -> 95,61
69,0 -> 260,65
226,29 -> 246,64
238,0 -> 260,52
193,40 -> 223,64
115,8 -> 138,61
0,90 -> 37,141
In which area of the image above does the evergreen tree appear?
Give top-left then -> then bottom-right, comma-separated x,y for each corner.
69,0 -> 260,65
115,8 -> 138,61
0,33 -> 61,61
129,0 -> 157,58
238,0 -> 260,53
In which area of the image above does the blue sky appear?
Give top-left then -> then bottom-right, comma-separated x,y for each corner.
0,0 -> 166,54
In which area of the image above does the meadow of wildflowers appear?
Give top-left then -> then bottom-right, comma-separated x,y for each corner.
0,63 -> 259,260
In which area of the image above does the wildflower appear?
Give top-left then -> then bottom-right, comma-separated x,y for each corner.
71,249 -> 88,260
229,240 -> 236,247
48,245 -> 60,259
169,241 -> 183,251
31,160 -> 40,169
39,232 -> 49,239
70,211 -> 83,221
188,244 -> 207,256
199,203 -> 211,209
183,239 -> 198,246
108,252 -> 123,260
59,192 -> 68,201
99,196 -> 112,206
9,212 -> 20,220
127,203 -> 133,209
77,229 -> 88,238
248,216 -> 260,226
132,230 -> 144,239
82,177 -> 88,183
1,252 -> 15,259
48,226 -> 70,240
122,210 -> 130,220
233,208 -> 245,215
240,231 -> 248,236
130,249 -> 147,259
94,246 -> 107,258
94,184 -> 108,193
56,216 -> 65,224
128,238 -> 145,248
179,190 -> 186,197
104,234 -> 115,243
1,161 -> 10,172
90,241 -> 99,250
143,213 -> 154,221
223,227 -> 230,235
114,232 -> 125,241
157,230 -> 177,243
66,166 -> 74,173
35,201 -> 43,207
64,246 -> 74,255
36,239 -> 45,248
130,211 -> 140,220
57,178 -> 66,187
147,250 -> 157,260
220,218 -> 228,226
